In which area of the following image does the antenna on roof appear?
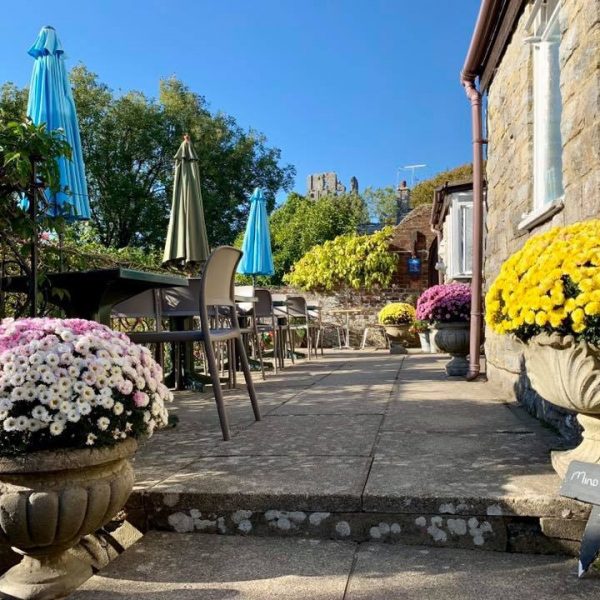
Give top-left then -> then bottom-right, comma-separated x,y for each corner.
399,164 -> 427,188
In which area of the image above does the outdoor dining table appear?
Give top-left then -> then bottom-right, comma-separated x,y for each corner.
330,307 -> 363,350
0,268 -> 188,325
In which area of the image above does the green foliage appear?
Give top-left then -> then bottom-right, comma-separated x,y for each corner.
0,114 -> 72,276
410,163 -> 473,207
284,227 -> 396,293
363,186 -> 397,225
268,191 -> 368,284
378,303 -> 416,325
0,67 -> 295,252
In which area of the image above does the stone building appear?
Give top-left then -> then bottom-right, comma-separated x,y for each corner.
306,172 -> 346,199
465,0 -> 600,437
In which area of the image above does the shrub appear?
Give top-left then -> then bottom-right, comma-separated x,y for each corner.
378,303 -> 416,325
416,284 -> 471,323
486,220 -> 600,344
0,318 -> 172,455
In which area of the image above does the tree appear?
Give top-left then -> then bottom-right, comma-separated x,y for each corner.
0,67 -> 295,250
363,186 -> 398,225
284,227 -> 396,294
266,192 -> 369,283
410,163 -> 473,207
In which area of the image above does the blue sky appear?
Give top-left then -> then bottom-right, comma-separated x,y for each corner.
1,0 -> 480,201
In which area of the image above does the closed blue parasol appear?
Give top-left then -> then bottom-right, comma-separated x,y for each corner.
26,26 -> 90,220
237,188 -> 274,277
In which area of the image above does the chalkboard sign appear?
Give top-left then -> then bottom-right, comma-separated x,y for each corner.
560,461 -> 600,505
560,460 -> 600,577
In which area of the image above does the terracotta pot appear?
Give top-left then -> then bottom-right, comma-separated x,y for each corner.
0,439 -> 137,599
433,322 -> 470,376
383,324 -> 410,354
522,333 -> 600,477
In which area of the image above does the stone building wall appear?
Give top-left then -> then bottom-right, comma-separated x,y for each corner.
484,1 -> 600,440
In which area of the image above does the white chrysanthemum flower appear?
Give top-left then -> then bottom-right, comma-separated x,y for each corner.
0,398 -> 13,411
66,409 -> 80,423
99,387 -> 112,398
45,353 -> 59,367
3,417 -> 17,432
49,421 -> 64,436
97,417 -> 110,431
113,401 -> 124,416
15,415 -> 29,431
48,396 -> 61,410
86,433 -> 97,446
78,402 -> 92,416
53,413 -> 67,425
22,386 -> 36,401
73,381 -> 85,394
81,386 -> 95,401
0,410 -> 8,420
143,411 -> 151,423
41,371 -> 56,385
67,365 -> 79,378
10,388 -> 24,401
59,400 -> 72,414
10,373 -> 25,387
32,405 -> 49,421
82,371 -> 96,386
27,419 -> 43,432
101,396 -> 114,410
29,352 -> 44,366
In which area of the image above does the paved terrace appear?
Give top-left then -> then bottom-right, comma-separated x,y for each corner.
72,351 -> 600,599
125,351 -> 586,552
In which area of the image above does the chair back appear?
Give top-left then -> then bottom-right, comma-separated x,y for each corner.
255,289 -> 274,318
112,289 -> 160,319
202,246 -> 242,308
271,293 -> 289,319
286,295 -> 308,320
161,278 -> 202,316
235,285 -> 255,314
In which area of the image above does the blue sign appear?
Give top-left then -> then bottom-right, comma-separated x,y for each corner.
407,257 -> 421,274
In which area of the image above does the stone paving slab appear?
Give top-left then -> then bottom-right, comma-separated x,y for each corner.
382,401 -> 536,433
71,532 -> 356,600
346,543 -> 599,600
145,455 -> 373,512
70,533 -> 599,599
201,414 -> 383,457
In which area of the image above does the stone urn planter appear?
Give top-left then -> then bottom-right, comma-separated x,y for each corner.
433,322 -> 470,376
522,333 -> 600,477
384,324 -> 409,355
0,439 -> 137,599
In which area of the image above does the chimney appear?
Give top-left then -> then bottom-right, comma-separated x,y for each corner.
396,180 -> 411,224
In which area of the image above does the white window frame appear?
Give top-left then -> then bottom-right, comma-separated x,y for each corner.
447,192 -> 473,280
519,0 -> 564,231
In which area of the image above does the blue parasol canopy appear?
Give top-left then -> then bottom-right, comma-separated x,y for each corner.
237,187 -> 275,276
26,26 -> 90,220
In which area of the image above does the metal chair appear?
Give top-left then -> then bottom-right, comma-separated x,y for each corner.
127,247 -> 261,441
234,285 -> 265,380
287,295 -> 320,359
254,289 -> 291,373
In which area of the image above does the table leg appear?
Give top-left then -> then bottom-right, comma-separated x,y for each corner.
344,314 -> 351,349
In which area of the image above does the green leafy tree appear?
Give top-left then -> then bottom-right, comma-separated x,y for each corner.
363,186 -> 397,225
284,227 -> 396,294
266,192 -> 368,284
0,67 -> 295,251
410,163 -> 473,207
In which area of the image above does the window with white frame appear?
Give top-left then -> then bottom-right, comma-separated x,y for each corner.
531,0 -> 563,209
447,191 -> 473,279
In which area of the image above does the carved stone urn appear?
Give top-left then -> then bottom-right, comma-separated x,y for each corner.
522,333 -> 600,478
0,439 -> 137,599
384,324 -> 410,355
433,322 -> 470,376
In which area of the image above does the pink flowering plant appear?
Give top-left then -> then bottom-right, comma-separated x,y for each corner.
0,318 -> 172,455
416,284 -> 471,323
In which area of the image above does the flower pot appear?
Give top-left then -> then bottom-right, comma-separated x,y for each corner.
433,322 -> 470,376
522,333 -> 600,477
0,439 -> 137,599
418,332 -> 431,353
383,324 -> 410,355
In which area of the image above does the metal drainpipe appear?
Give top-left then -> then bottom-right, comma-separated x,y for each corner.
462,79 -> 486,380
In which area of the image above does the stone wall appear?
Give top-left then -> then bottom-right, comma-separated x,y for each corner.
484,1 -> 600,439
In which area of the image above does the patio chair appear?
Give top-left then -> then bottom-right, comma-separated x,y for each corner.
127,246 -> 261,441
111,289 -> 165,368
286,295 -> 319,360
234,285 -> 265,380
254,289 -> 293,373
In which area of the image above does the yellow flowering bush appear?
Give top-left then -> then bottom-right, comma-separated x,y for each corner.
378,303 -> 416,325
486,220 -> 600,344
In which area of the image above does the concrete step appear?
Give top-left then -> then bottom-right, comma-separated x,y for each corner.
127,352 -> 588,557
71,532 -> 600,599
